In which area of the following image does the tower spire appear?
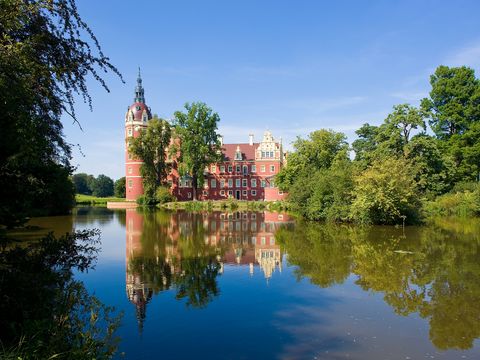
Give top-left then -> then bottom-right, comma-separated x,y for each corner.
134,67 -> 145,103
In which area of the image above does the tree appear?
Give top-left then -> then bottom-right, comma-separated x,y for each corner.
173,102 -> 222,200
129,116 -> 172,201
421,65 -> 480,139
73,173 -> 92,195
352,123 -> 379,167
91,175 -> 114,197
277,129 -> 349,190
114,177 -> 126,198
0,0 -> 121,227
385,104 -> 426,146
350,157 -> 421,225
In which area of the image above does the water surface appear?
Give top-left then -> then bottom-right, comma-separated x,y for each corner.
30,207 -> 480,359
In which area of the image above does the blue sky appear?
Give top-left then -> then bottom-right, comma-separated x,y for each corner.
64,0 -> 480,180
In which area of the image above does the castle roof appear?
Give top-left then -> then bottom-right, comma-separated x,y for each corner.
128,102 -> 151,121
222,143 -> 259,161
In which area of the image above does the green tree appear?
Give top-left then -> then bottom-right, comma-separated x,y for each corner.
114,177 -> 126,198
277,129 -> 348,190
421,65 -> 480,139
73,173 -> 92,195
173,102 -> 222,200
129,116 -> 172,201
91,175 -> 114,197
0,0 -> 121,227
350,157 -> 421,224
352,123 -> 379,167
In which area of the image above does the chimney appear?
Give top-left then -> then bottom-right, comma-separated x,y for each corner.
219,135 -> 224,146
249,134 -> 254,146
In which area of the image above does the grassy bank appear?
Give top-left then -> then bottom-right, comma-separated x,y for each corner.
75,194 -> 126,205
161,200 -> 289,212
423,190 -> 480,218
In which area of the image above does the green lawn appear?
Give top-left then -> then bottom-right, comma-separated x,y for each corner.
75,194 -> 126,205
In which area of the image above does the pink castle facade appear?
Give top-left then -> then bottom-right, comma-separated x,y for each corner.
125,72 -> 287,202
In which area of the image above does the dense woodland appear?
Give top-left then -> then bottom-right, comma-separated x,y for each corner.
277,65 -> 480,224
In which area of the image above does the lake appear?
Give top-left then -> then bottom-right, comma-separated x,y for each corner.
29,207 -> 480,359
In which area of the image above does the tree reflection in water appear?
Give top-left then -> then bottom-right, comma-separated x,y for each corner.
125,209 -> 291,330
276,218 -> 480,351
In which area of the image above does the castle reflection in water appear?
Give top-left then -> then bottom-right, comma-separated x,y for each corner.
124,209 -> 293,329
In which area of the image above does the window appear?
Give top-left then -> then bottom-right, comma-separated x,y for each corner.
242,190 -> 247,196
236,165 -> 241,173
228,179 -> 233,188
236,179 -> 241,187
261,180 -> 266,188
203,190 -> 208,196
261,165 -> 266,172
251,190 -> 257,196
251,165 -> 256,172
128,153 -> 132,160
270,165 -> 275,172
128,128 -> 132,136
188,192 -> 192,198
128,179 -> 133,188
242,179 -> 247,187
270,180 -> 275,188
270,238 -> 275,245
211,165 -> 216,173
278,190 -> 284,195
211,179 -> 216,188
128,167 -> 132,174
261,237 -> 266,245
243,165 -> 248,175
270,151 -> 274,158
251,213 -> 256,220
220,165 -> 225,173
251,179 -> 257,187
228,190 -> 233,197
180,177 -> 192,188
220,179 -> 225,188
143,115 -> 147,122
228,165 -> 233,172
220,190 -> 225,196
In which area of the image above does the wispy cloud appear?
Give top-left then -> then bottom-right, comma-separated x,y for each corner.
444,41 -> 480,68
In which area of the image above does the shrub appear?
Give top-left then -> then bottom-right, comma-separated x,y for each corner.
350,158 -> 421,225
155,186 -> 175,204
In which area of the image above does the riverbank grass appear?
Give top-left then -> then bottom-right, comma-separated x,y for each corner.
161,200 -> 289,212
75,194 -> 126,205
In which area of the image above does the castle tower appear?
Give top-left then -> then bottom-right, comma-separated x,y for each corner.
125,68 -> 152,201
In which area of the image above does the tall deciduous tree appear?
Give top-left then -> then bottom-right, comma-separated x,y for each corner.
173,102 -> 222,200
0,0 -> 121,227
91,174 -> 114,197
421,65 -> 480,139
114,177 -> 126,198
129,116 -> 172,200
277,129 -> 348,190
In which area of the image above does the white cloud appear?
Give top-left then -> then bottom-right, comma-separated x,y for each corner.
445,42 -> 480,68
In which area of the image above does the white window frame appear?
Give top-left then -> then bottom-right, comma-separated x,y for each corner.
270,165 -> 275,172
228,179 -> 233,188
261,165 -> 266,172
236,165 -> 241,173
251,179 -> 257,187
242,179 -> 247,187
251,165 -> 256,172
220,190 -> 225,196
220,165 -> 225,173
235,179 -> 241,188
128,179 -> 133,188
251,190 -> 257,196
261,180 -> 266,188
211,165 -> 216,173
242,190 -> 247,196
220,179 -> 225,188
228,165 -> 233,172
211,179 -> 216,188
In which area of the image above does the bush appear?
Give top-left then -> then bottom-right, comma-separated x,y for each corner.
424,187 -> 480,218
350,158 -> 422,225
155,186 -> 175,204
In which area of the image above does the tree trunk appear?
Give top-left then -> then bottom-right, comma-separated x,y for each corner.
192,174 -> 198,200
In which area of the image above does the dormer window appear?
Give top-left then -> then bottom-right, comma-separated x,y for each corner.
234,145 -> 242,160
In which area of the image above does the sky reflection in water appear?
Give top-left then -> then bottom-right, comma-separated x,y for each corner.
34,207 -> 480,360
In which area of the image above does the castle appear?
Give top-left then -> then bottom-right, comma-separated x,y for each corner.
125,71 -> 287,202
